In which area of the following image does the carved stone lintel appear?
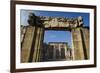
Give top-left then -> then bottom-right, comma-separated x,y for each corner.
27,13 -> 84,29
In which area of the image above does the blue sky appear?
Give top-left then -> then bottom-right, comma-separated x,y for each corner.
43,30 -> 72,47
21,10 -> 90,47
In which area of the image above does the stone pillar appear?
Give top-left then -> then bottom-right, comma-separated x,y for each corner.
64,44 -> 68,60
32,27 -> 44,62
21,26 -> 36,62
58,44 -> 61,59
21,26 -> 26,44
72,28 -> 85,60
37,28 -> 44,62
53,45 -> 56,60
80,27 -> 89,59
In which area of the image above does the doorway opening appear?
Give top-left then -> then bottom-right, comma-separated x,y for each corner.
41,30 -> 73,62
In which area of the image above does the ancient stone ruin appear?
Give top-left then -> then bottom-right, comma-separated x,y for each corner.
21,13 -> 89,62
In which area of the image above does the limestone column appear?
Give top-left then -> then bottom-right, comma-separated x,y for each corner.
64,44 -> 67,60
58,44 -> 61,59
72,28 -> 85,60
21,26 -> 36,62
32,27 -> 44,62
21,26 -> 26,44
53,45 -> 56,60
80,27 -> 89,59
36,28 -> 44,62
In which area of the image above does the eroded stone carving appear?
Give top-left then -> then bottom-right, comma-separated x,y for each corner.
28,13 -> 83,28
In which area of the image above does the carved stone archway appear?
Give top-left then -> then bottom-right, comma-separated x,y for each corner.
21,13 -> 89,62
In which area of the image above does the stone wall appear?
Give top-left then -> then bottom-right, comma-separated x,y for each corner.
41,42 -> 72,61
